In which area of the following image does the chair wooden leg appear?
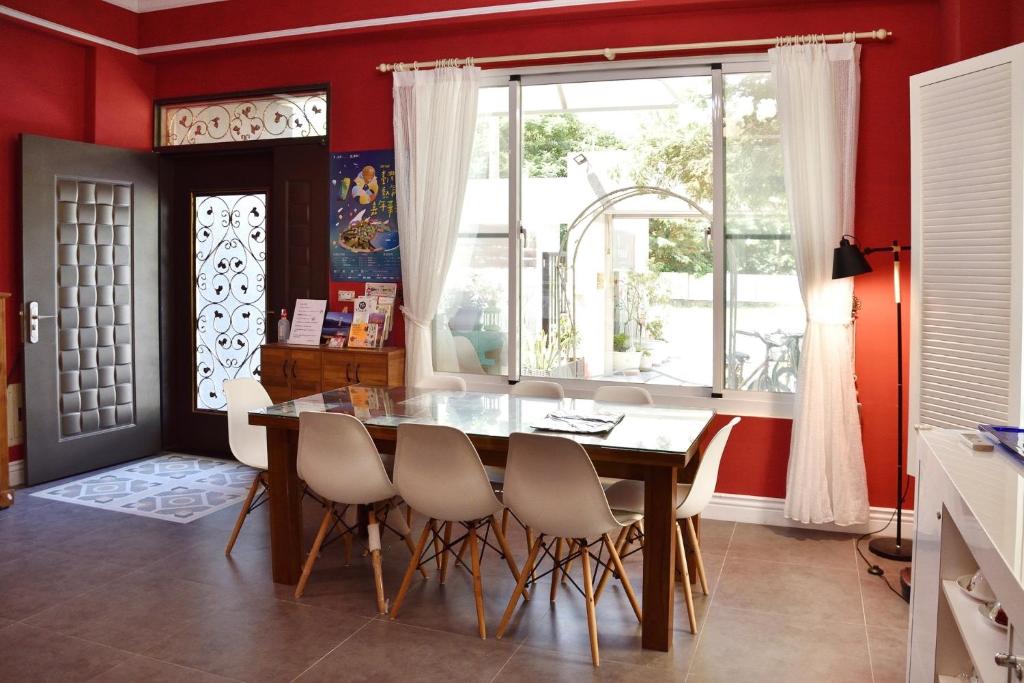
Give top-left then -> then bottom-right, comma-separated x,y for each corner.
562,540 -> 576,581
549,538 -> 563,603
685,517 -> 709,595
439,522 -> 454,584
490,515 -> 529,601
467,522 -> 487,639
497,535 -> 543,639
501,507 -> 510,536
604,533 -> 642,624
676,522 -> 697,634
294,506 -> 333,599
224,474 -> 262,556
581,539 -> 600,667
368,509 -> 387,614
594,525 -> 630,602
390,519 -> 433,620
401,532 -> 430,580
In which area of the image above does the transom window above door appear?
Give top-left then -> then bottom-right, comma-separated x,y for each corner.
156,87 -> 328,148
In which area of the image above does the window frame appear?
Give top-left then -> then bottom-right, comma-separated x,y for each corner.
441,54 -> 798,419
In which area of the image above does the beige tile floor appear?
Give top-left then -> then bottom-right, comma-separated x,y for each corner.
0,475 -> 910,682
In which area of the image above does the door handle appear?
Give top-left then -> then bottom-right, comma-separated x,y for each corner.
354,363 -> 361,383
24,301 -> 56,344
290,360 -> 297,378
282,359 -> 288,378
345,363 -> 351,383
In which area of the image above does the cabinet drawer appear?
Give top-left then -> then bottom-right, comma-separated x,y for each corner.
322,353 -> 389,387
261,347 -> 290,392
289,349 -> 322,397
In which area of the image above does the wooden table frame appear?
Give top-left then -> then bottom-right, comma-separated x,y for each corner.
248,411 -> 710,652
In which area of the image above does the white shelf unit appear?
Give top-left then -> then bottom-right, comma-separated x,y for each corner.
910,429 -> 1024,682
940,580 -> 1006,682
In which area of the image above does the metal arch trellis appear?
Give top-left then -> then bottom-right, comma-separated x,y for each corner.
556,185 -> 713,363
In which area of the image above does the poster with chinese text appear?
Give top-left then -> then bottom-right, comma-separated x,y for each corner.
330,150 -> 401,282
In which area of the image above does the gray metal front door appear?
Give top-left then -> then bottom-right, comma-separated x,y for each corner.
21,135 -> 160,485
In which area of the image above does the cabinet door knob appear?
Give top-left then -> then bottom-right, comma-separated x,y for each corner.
354,363 -> 361,383
345,363 -> 351,383
282,360 -> 288,377
995,653 -> 1024,680
290,361 -> 297,378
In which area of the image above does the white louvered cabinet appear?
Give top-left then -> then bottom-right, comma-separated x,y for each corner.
910,43 -> 1024,465
908,43 -> 1024,683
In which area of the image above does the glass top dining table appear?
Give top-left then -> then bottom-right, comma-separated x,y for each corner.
248,385 -> 716,652
251,385 -> 715,462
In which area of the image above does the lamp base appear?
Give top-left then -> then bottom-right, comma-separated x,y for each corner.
869,536 -> 913,562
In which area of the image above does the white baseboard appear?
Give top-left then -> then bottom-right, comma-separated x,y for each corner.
703,492 -> 914,538
8,460 -> 24,487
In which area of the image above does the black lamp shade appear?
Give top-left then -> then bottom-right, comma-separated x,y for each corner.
832,237 -> 873,279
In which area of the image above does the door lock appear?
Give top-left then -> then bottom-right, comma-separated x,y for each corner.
24,301 -> 56,344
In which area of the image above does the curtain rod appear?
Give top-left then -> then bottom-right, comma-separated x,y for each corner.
376,28 -> 890,73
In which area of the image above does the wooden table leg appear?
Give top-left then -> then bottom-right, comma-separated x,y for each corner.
267,426 -> 303,584
641,465 -> 676,651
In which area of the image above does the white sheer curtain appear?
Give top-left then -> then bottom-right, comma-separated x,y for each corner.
393,65 -> 480,386
770,41 -> 869,526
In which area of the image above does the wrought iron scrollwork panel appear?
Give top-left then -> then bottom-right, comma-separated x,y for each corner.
194,193 -> 267,411
162,91 -> 327,146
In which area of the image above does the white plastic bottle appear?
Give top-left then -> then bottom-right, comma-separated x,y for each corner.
277,308 -> 290,342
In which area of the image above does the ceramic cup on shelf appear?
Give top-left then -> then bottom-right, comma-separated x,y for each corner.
968,570 -> 993,600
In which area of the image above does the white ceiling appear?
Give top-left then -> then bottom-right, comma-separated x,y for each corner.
101,0 -> 226,12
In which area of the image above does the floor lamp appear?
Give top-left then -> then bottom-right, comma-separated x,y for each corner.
832,236 -> 912,562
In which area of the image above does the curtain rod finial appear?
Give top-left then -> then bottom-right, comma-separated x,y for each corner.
875,28 -> 890,40
377,63 -> 390,73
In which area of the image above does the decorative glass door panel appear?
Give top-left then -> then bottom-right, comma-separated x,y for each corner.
194,193 -> 267,411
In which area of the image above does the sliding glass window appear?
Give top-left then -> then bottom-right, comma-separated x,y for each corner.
434,62 -> 804,396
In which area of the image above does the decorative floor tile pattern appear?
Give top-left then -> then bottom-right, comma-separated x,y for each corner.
30,454 -> 255,523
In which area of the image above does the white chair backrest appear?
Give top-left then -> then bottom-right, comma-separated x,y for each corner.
224,378 -> 272,470
504,432 -> 621,540
417,374 -> 467,391
510,380 -> 564,399
394,423 -> 501,522
593,385 -> 653,405
453,336 -> 485,374
677,417 -> 741,519
297,412 -> 396,505
433,324 -> 459,373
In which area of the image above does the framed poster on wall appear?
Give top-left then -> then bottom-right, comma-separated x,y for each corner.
330,150 -> 401,282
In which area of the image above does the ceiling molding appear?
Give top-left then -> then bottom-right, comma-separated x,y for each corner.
102,0 -> 226,12
5,0 -> 636,56
0,4 -> 137,54
138,0 -> 637,55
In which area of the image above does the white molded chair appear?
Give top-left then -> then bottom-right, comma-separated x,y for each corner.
294,411 -> 423,613
603,416 -> 741,633
454,336 -> 486,374
510,379 -> 564,399
593,385 -> 653,489
389,423 -> 526,639
416,375 -> 467,391
495,432 -> 643,666
223,378 -> 272,556
593,385 -> 653,406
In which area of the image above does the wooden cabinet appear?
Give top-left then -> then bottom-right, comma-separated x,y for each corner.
260,343 -> 404,402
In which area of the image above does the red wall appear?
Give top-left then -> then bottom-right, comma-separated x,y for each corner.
2,0 -> 1021,512
148,0 -> 944,509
